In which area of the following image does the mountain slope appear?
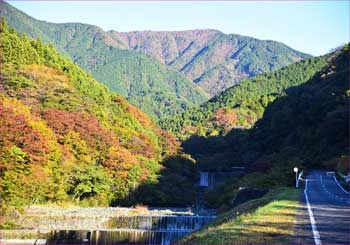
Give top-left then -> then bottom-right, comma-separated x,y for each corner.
0,19 -> 186,210
180,47 -> 349,240
0,1 -> 208,119
0,1 -> 310,104
182,47 -> 349,174
160,54 -> 328,139
249,47 -> 349,167
110,30 -> 311,96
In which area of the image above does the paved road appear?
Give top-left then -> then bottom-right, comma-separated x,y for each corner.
293,170 -> 350,244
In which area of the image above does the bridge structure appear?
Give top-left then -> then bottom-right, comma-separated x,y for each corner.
199,168 -> 245,189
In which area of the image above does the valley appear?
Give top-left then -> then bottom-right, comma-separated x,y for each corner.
0,1 -> 349,245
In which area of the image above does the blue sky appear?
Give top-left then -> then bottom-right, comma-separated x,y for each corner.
9,1 -> 349,56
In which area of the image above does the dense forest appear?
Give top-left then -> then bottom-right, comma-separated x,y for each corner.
0,19 -> 198,213
182,47 -> 349,209
109,30 -> 310,96
1,17 -> 348,212
160,55 -> 328,139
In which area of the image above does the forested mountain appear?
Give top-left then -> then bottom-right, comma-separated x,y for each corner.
0,19 -> 198,210
0,2 -> 311,117
0,1 -> 208,119
110,30 -> 310,96
160,55 -> 329,139
182,46 -> 349,180
178,46 -> 349,209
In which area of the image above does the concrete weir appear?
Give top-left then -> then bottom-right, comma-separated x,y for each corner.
48,215 -> 215,245
0,207 -> 215,245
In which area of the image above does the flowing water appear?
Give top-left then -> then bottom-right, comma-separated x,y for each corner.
106,215 -> 214,230
48,215 -> 215,245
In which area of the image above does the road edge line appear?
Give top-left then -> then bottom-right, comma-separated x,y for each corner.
333,176 -> 350,195
304,179 -> 322,245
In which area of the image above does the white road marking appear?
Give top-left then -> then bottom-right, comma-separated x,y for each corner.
320,176 -> 349,202
304,179 -> 322,245
333,176 -> 350,195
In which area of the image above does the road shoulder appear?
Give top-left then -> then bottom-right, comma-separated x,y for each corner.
292,187 -> 314,244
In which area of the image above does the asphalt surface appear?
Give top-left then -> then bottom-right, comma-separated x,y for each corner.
293,170 -> 350,244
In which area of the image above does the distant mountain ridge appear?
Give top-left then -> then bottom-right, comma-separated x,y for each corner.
109,29 -> 311,96
0,1 -> 208,119
0,1 -> 310,118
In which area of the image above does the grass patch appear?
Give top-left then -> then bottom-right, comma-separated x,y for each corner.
179,188 -> 299,244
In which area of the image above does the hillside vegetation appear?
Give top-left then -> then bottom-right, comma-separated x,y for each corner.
110,30 -> 310,96
160,54 -> 328,139
0,1 -> 208,119
181,47 -> 349,209
0,19 -> 198,214
0,2 -> 311,120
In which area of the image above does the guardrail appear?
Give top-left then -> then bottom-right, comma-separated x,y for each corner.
339,172 -> 350,182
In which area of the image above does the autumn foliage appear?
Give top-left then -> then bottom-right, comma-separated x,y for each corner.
0,19 -> 182,210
